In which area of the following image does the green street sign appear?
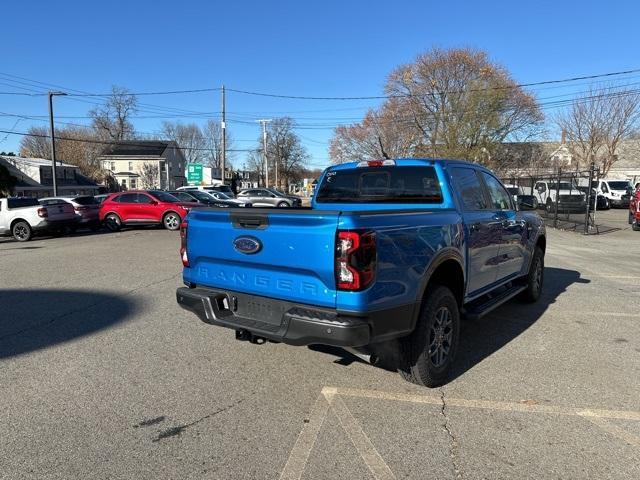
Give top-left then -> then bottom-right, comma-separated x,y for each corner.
186,163 -> 203,184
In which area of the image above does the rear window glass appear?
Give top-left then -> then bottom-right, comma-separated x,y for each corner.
7,198 -> 40,208
73,196 -> 99,205
316,166 -> 443,204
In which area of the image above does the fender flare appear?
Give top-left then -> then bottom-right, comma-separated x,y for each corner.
410,247 -> 466,331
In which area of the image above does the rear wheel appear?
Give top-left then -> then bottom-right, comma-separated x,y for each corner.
12,221 -> 32,242
629,212 -> 633,224
633,220 -> 640,232
399,285 -> 460,387
104,213 -> 122,232
163,212 -> 181,231
521,246 -> 544,302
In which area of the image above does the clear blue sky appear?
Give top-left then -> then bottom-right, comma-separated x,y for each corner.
1,0 -> 639,168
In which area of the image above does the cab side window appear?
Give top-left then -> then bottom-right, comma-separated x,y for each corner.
535,182 -> 546,193
482,173 -> 513,210
137,194 -> 154,204
118,193 -> 138,203
450,167 -> 488,211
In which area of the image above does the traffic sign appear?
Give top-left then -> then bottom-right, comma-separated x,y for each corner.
186,163 -> 203,184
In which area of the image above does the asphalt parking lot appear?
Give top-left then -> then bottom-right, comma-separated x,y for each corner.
1,217 -> 639,479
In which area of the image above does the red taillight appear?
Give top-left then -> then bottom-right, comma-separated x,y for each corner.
180,220 -> 189,267
37,207 -> 48,218
335,230 -> 376,291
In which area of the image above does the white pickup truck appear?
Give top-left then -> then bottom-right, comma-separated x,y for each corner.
0,197 -> 78,241
533,180 -> 586,213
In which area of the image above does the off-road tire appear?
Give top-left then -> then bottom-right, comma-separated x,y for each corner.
398,285 -> 460,387
521,246 -> 544,303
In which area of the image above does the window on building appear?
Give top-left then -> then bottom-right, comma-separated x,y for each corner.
121,179 -> 127,189
111,162 -> 116,171
128,162 -> 133,171
130,178 -> 137,189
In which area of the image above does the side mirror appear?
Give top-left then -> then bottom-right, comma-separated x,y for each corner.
150,200 -> 158,205
517,195 -> 537,210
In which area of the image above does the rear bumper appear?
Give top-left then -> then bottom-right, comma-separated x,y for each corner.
32,218 -> 79,231
176,286 -> 373,347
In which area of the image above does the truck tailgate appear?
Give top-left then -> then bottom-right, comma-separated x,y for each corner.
184,208 -> 341,308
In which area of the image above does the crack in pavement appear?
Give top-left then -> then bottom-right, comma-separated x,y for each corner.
0,273 -> 180,341
440,388 -> 462,479
152,395 -> 253,443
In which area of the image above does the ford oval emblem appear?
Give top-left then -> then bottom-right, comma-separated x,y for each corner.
233,236 -> 262,254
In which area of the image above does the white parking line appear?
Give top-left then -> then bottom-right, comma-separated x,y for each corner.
279,392 -> 331,480
332,387 -> 640,421
326,391 -> 396,480
281,386 -> 640,479
584,416 -> 640,448
279,387 -> 395,480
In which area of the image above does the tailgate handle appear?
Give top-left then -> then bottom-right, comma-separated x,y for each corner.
230,213 -> 269,230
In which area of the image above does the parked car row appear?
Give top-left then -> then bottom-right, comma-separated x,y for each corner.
1,187 -> 304,241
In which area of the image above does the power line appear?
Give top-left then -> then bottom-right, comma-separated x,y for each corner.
0,128 -> 257,153
0,67 -> 639,99
225,68 -> 640,100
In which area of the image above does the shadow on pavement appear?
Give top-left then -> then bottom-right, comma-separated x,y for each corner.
309,267 -> 588,383
450,266 -> 588,382
0,289 -> 139,359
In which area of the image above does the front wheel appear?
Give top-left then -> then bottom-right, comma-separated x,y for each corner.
12,221 -> 32,242
163,212 -> 181,231
399,285 -> 460,387
277,201 -> 289,208
521,246 -> 544,303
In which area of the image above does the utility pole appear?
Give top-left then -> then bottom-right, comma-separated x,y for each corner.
257,119 -> 272,187
221,85 -> 226,184
48,91 -> 66,196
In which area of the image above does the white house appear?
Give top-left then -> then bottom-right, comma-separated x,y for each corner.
98,140 -> 187,190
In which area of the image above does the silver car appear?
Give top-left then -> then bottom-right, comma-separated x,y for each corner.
236,188 -> 302,208
40,195 -> 101,231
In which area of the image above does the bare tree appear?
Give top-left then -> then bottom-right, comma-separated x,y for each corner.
89,86 -> 138,141
19,125 -> 105,180
329,99 -> 420,163
202,120 -> 235,169
161,121 -> 206,164
138,162 -> 159,189
264,118 -> 309,189
384,47 -> 543,163
19,126 -> 50,159
557,85 -> 640,176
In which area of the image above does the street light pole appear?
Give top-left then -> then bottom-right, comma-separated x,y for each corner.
257,119 -> 272,187
221,85 -> 226,184
48,91 -> 67,196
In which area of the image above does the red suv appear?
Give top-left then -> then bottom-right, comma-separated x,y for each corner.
99,190 -> 197,231
629,188 -> 640,231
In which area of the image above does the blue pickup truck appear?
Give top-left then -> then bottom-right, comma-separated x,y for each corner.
176,159 -> 546,387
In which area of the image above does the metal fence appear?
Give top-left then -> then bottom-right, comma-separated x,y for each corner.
502,164 -> 626,234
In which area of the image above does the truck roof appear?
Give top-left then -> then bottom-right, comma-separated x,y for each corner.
326,158 -> 490,172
